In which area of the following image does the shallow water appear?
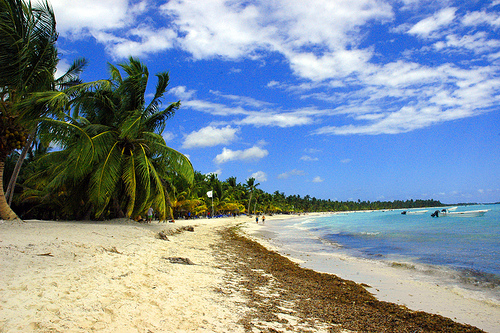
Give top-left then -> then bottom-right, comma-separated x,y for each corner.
256,204 -> 500,303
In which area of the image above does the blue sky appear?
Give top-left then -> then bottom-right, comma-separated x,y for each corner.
52,0 -> 499,204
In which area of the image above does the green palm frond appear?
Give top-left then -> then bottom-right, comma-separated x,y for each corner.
143,157 -> 168,220
119,113 -> 142,140
90,141 -> 123,217
153,142 -> 194,184
0,0 -> 57,96
91,130 -> 117,160
18,90 -> 71,120
128,143 -> 152,216
120,57 -> 149,79
19,57 -> 194,220
122,153 -> 137,217
108,64 -> 122,84
54,57 -> 88,89
143,72 -> 169,116
144,101 -> 180,133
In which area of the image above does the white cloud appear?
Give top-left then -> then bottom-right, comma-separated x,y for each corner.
462,10 -> 500,28
287,49 -> 374,81
169,86 -> 197,100
214,146 -> 269,164
56,0 -> 393,81
300,155 -> 319,161
205,169 -> 222,177
278,169 -> 305,179
51,0 -> 144,36
251,171 -> 267,182
182,126 -> 239,149
210,91 -> 273,108
108,27 -> 177,58
312,176 -> 324,183
53,1 -> 500,137
236,113 -> 314,127
408,7 -> 457,37
162,131 -> 175,142
305,148 -> 322,154
55,59 -> 71,80
434,32 -> 500,54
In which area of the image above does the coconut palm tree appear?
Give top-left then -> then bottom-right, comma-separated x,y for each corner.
0,0 -> 59,220
4,58 -> 87,207
23,58 -> 194,220
245,177 -> 260,216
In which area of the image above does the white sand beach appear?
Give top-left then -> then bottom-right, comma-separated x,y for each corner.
0,217 -> 250,332
1,214 -> 497,332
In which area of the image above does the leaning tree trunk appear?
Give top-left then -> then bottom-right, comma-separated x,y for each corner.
0,161 -> 20,220
5,129 -> 36,205
247,191 -> 253,216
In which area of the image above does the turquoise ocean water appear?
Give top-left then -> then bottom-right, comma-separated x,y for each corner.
255,204 -> 500,303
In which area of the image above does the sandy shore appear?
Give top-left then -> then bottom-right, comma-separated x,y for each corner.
0,215 -> 492,332
0,217 -> 250,332
242,214 -> 500,333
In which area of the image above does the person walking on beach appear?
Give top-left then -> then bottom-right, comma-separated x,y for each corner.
262,215 -> 265,224
147,207 -> 154,223
256,216 -> 259,224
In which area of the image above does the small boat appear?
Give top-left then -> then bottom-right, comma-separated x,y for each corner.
402,209 -> 428,215
431,209 -> 489,217
406,210 -> 428,215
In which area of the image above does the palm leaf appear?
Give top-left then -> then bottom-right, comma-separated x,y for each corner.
122,153 -> 137,217
152,142 -> 194,184
89,141 -> 123,216
144,101 -> 180,133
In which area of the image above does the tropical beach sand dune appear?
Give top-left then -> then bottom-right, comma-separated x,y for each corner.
0,216 -> 491,332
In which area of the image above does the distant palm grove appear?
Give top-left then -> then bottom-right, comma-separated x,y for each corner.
0,0 -> 443,221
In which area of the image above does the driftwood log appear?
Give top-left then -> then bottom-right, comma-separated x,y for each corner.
157,231 -> 169,240
163,257 -> 195,265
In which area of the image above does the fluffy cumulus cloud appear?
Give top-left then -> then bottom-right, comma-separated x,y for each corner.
50,0 -> 139,35
312,176 -> 324,183
251,171 -> 267,182
182,126 -> 239,149
214,146 -> 269,164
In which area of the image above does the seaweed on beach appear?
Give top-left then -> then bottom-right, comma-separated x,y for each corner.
215,226 -> 484,333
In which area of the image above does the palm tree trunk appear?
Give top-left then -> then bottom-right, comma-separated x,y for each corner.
5,129 -> 36,205
0,161 -> 20,220
247,191 -> 253,216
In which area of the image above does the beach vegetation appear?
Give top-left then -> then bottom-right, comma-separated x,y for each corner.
0,0 -> 70,220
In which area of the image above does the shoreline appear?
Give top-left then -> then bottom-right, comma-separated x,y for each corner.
0,215 -> 493,332
241,213 -> 500,332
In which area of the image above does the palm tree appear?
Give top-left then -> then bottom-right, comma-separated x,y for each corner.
245,177 -> 260,216
24,58 -> 194,220
0,0 -> 59,220
4,58 -> 87,207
